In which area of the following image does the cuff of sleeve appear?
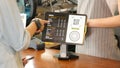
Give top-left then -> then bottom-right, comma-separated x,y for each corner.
16,30 -> 31,51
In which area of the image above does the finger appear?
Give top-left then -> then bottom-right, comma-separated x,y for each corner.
40,19 -> 50,24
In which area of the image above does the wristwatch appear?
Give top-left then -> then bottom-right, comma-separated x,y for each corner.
32,18 -> 41,30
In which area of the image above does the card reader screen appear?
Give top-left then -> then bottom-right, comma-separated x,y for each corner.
42,12 -> 68,43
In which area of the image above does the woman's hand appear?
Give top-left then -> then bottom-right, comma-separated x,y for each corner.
35,19 -> 49,34
22,58 -> 28,66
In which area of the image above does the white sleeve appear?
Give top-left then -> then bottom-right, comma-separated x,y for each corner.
106,0 -> 118,15
0,0 -> 31,51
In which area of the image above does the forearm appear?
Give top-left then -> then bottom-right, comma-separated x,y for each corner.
26,22 -> 37,37
87,15 -> 120,27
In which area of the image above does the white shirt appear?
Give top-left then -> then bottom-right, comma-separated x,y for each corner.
106,0 -> 118,15
0,0 -> 30,68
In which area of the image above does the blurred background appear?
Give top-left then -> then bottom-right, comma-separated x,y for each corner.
17,0 -> 120,51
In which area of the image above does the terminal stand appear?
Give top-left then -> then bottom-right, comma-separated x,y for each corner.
54,43 -> 79,60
